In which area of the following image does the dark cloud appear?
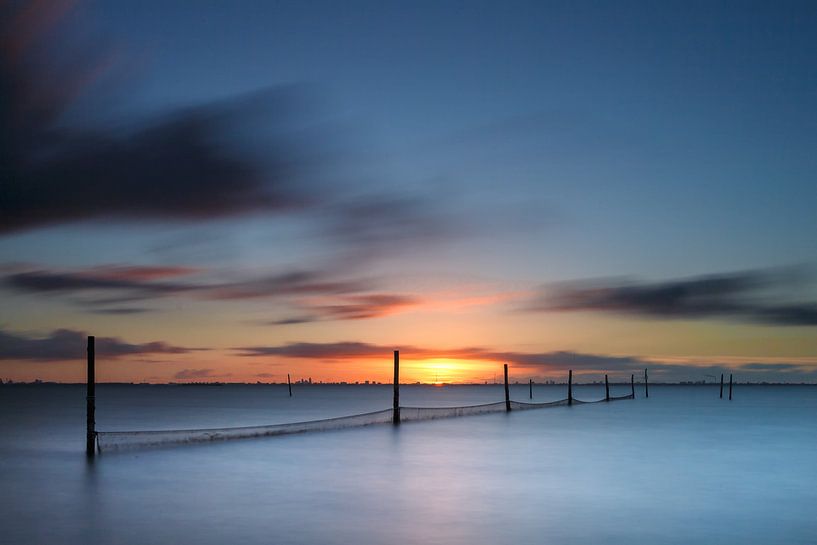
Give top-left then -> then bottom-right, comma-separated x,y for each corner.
0,327 -> 196,361
2,264 -> 367,302
265,316 -> 318,326
739,362 -> 800,371
206,270 -> 367,300
174,368 -> 217,380
0,3 -> 457,259
3,267 -> 193,297
749,305 -> 817,326
2,10 -> 308,233
529,269 -> 817,327
87,307 -> 151,315
1,4 -> 310,233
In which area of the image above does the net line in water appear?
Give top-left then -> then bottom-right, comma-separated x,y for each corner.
95,392 -> 634,452
96,408 -> 395,452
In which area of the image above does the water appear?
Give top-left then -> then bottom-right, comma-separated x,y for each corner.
1,384 -> 815,544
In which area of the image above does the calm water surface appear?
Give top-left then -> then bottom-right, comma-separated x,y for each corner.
1,384 -> 815,544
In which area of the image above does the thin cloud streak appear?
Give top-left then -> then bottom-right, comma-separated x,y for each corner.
268,294 -> 420,324
1,264 -> 426,321
0,327 -> 198,361
174,368 -> 220,380
528,269 -> 817,326
2,265 -> 364,300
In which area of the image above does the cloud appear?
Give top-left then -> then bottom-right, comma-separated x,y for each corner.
528,269 -> 817,327
739,363 -> 800,371
205,270 -> 367,300
1,264 -> 424,321
234,341 -> 817,381
173,368 -> 217,380
315,294 -> 419,320
238,342 -> 392,359
323,194 -> 454,259
264,316 -> 318,326
3,267 -> 194,297
235,341 -> 645,369
0,3 -> 458,260
2,88 -> 307,233
1,3 -> 309,234
266,294 -> 420,324
87,307 -> 152,315
2,264 -> 365,301
0,327 -> 196,361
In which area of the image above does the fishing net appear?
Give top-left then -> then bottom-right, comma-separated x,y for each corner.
609,393 -> 635,401
96,392 -> 634,452
96,408 -> 394,452
399,401 -> 508,421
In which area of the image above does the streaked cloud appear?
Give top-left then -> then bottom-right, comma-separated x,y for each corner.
234,341 -> 817,381
528,269 -> 817,326
0,327 -> 197,361
1,263 -> 428,322
268,294 -> 420,324
174,368 -> 220,380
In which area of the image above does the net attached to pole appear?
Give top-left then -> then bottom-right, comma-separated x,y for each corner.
609,393 -> 635,401
399,401 -> 508,421
96,393 -> 633,453
96,409 -> 394,452
510,399 -> 571,410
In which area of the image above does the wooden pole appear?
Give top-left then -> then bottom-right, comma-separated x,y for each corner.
631,374 -> 635,398
605,374 -> 610,401
529,378 -> 533,399
287,373 -> 292,397
568,369 -> 573,406
504,364 -> 511,412
720,373 -> 724,399
393,350 -> 400,424
86,336 -> 95,457
644,368 -> 649,398
729,373 -> 733,401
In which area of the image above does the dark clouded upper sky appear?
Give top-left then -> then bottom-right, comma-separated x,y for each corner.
1,0 -> 816,383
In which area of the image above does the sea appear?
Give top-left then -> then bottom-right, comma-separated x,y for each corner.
1,383 -> 815,544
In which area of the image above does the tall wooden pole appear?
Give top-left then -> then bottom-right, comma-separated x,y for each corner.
86,336 -> 95,457
567,369 -> 573,406
729,373 -> 733,401
605,374 -> 610,401
720,373 -> 724,399
393,350 -> 400,424
644,368 -> 649,398
287,373 -> 292,397
631,374 -> 635,398
529,378 -> 533,400
504,364 -> 511,412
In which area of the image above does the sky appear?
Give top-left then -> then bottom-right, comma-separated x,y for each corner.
1,0 -> 816,384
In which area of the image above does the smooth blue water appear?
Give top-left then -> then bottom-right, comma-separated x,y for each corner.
1,384 -> 815,544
